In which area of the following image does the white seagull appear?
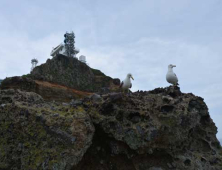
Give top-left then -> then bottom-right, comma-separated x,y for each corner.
120,73 -> 134,92
166,64 -> 179,86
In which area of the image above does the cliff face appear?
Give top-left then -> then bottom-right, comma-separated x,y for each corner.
0,86 -> 221,170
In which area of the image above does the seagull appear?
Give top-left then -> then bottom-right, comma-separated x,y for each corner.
120,73 -> 134,92
166,64 -> 179,86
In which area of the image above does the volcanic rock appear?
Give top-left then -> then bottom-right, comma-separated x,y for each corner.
75,86 -> 222,170
30,54 -> 120,92
0,89 -> 94,170
0,86 -> 221,170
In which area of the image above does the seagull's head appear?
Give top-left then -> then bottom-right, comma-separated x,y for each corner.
168,64 -> 176,69
127,73 -> 134,80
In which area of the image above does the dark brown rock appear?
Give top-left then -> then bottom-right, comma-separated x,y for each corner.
31,55 -> 95,91
0,89 -> 94,170
30,54 -> 120,93
75,86 -> 222,170
0,55 -> 121,101
0,76 -> 93,102
0,86 -> 221,170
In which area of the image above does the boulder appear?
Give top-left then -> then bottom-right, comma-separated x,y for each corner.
0,89 -> 94,170
75,86 -> 222,170
0,86 -> 221,170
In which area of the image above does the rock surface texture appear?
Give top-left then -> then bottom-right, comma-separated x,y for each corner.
0,89 -> 94,170
75,86 -> 222,170
0,76 -> 93,102
0,55 -> 120,102
0,86 -> 221,170
30,54 -> 119,93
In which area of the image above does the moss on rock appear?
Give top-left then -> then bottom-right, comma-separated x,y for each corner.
0,89 -> 94,170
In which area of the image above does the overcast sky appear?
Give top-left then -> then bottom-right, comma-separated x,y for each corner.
0,0 -> 222,141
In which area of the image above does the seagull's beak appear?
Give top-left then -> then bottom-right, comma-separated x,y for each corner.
172,65 -> 176,67
131,76 -> 134,80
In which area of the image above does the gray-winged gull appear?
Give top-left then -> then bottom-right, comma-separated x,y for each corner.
166,64 -> 179,86
120,73 -> 134,92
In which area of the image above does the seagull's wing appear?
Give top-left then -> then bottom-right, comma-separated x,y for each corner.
130,82 -> 132,88
120,81 -> 124,88
174,73 -> 179,85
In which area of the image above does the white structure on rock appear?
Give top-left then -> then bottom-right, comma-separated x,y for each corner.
31,58 -> 38,71
50,43 -> 80,58
50,32 -> 80,58
79,55 -> 86,63
50,32 -> 88,64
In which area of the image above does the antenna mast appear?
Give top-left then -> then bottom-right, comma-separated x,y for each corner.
64,31 -> 76,57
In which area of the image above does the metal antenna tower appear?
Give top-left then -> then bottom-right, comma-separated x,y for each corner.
64,31 -> 77,57
31,58 -> 38,72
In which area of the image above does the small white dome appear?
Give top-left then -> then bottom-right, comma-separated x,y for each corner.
79,55 -> 86,63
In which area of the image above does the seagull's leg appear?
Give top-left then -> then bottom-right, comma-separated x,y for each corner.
130,90 -> 133,95
127,89 -> 131,95
125,89 -> 128,95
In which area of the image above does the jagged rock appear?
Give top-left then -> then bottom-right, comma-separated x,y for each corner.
0,89 -> 44,104
0,76 -> 93,102
0,89 -> 94,170
0,86 -> 221,170
31,55 -> 95,91
113,78 -> 121,86
75,86 -> 222,170
70,99 -> 83,106
0,55 -> 121,101
90,93 -> 102,103
30,54 -> 120,92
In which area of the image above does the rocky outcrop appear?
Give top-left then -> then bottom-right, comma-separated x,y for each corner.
0,55 -> 121,102
0,86 -> 221,170
0,76 -> 92,102
30,54 -> 120,92
75,86 -> 222,170
0,89 -> 94,170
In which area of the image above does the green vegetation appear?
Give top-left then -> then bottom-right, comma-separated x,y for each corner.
91,68 -> 106,76
22,74 -> 32,78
